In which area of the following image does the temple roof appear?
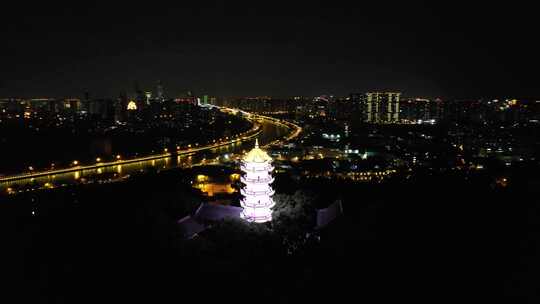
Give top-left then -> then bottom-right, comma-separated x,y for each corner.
243,139 -> 272,163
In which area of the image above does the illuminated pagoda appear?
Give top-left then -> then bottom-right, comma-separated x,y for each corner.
240,139 -> 275,223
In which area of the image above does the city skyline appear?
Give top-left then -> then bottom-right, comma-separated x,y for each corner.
3,3 -> 540,302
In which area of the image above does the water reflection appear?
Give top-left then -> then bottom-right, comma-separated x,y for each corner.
0,120 -> 289,193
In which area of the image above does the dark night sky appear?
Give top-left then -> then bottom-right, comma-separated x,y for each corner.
1,1 -> 539,99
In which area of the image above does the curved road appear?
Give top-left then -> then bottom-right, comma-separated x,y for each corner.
0,108 -> 301,194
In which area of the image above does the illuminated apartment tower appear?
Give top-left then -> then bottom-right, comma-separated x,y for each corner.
364,92 -> 401,123
240,139 -> 275,223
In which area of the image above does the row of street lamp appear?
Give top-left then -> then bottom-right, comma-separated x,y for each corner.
22,112 -> 266,177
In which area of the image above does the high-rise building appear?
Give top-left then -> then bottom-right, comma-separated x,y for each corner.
83,89 -> 91,113
156,80 -> 165,102
401,97 -> 444,123
134,82 -> 144,105
115,92 -> 129,122
363,92 -> 401,123
62,98 -> 81,113
240,139 -> 275,223
145,92 -> 152,105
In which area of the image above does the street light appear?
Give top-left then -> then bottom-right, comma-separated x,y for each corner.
96,157 -> 101,163
72,160 -> 79,166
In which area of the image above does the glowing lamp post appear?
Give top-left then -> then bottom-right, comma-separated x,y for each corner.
240,139 -> 275,223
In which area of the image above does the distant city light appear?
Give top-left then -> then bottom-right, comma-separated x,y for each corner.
127,100 -> 137,110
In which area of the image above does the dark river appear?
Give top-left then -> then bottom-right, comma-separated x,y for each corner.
0,120 -> 289,192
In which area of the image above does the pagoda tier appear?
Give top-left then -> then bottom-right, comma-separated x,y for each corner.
240,176 -> 275,185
